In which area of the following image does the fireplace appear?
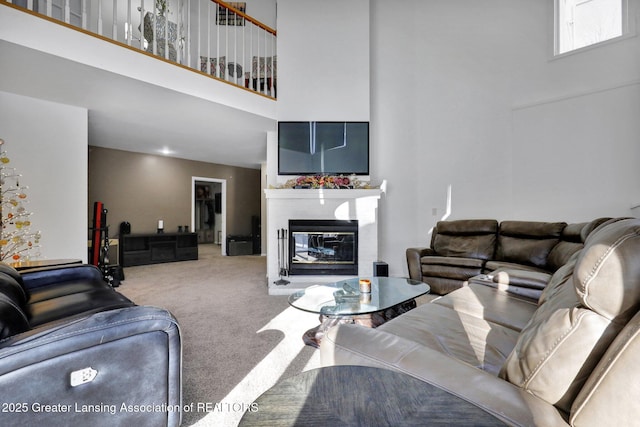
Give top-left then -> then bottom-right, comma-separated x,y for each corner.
289,219 -> 358,276
264,188 -> 381,294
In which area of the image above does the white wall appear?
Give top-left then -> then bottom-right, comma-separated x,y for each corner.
276,0 -> 370,121
511,83 -> 640,221
269,0 -> 370,190
369,0 -> 640,276
508,1 -> 640,222
371,0 -> 521,275
0,91 -> 88,262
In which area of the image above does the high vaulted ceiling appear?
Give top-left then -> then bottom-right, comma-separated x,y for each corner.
0,37 -> 277,170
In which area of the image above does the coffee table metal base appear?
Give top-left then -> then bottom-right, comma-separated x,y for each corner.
303,300 -> 416,348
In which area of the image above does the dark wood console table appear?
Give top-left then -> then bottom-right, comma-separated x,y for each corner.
120,232 -> 198,267
239,365 -> 506,426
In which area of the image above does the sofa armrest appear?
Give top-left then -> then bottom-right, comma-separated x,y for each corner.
0,306 -> 182,426
571,310 -> 640,426
321,324 -> 569,426
406,247 -> 434,281
19,264 -> 104,291
492,268 -> 550,290
470,268 -> 551,301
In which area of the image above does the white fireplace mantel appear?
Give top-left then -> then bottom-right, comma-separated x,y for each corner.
265,188 -> 382,200
264,188 -> 383,295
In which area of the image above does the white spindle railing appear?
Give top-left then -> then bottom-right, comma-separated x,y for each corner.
4,0 -> 277,98
97,0 -> 103,35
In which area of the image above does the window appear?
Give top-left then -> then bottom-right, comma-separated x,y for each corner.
555,0 -> 627,54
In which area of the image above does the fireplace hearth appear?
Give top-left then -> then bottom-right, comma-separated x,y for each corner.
289,219 -> 358,276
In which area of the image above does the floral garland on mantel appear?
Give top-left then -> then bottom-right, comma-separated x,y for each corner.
273,175 -> 372,189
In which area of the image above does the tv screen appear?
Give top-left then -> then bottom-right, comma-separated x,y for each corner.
278,121 -> 369,175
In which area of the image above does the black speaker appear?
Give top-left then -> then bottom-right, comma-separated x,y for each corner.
120,221 -> 131,235
373,261 -> 389,277
251,215 -> 261,254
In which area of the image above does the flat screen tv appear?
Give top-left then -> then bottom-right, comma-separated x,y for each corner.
278,121 -> 369,175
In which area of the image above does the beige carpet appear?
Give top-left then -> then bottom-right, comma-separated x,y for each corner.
118,244 -> 321,427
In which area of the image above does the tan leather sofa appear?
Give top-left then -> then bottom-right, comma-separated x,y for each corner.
406,218 -> 610,296
320,218 -> 640,426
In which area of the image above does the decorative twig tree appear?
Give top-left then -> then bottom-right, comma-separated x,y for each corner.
0,138 -> 41,263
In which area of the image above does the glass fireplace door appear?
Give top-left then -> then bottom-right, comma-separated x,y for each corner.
288,220 -> 358,276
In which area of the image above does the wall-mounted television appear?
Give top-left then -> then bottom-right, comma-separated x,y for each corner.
278,121 -> 369,175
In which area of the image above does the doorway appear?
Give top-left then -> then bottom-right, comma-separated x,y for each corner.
192,177 -> 227,255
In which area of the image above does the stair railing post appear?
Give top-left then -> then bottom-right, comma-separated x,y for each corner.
97,0 -> 102,35
112,0 -> 117,41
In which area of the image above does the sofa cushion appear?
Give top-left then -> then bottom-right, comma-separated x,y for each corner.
421,255 -> 486,294
320,324 -> 571,427
432,219 -> 497,260
484,260 -> 549,274
421,256 -> 484,268
546,240 -> 582,272
573,220 -> 640,321
433,283 -> 538,332
546,218 -> 615,272
421,256 -> 484,280
546,222 -> 585,271
378,303 -> 520,375
579,217 -> 614,242
421,276 -> 474,295
500,219 -> 640,413
537,253 -> 579,306
495,221 -> 566,270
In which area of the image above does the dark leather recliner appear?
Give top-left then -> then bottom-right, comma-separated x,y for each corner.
407,219 -> 499,294
407,217 -> 612,296
0,263 -> 181,427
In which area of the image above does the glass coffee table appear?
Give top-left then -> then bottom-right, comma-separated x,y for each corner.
289,277 -> 430,347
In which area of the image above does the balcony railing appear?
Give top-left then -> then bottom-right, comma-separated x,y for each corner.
5,0 -> 277,98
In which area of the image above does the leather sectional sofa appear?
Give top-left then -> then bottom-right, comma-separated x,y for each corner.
320,217 -> 640,426
406,218 -> 610,296
0,262 -> 181,426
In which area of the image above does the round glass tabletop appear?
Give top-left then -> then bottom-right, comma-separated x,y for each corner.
288,277 -> 430,316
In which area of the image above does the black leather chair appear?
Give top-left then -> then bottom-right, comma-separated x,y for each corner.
0,263 -> 181,426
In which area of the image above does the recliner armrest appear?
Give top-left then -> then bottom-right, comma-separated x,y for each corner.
492,268 -> 550,290
20,264 -> 104,291
0,306 -> 182,427
406,247 -> 435,280
470,268 -> 551,301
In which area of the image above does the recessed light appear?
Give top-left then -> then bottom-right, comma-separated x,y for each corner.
160,147 -> 173,155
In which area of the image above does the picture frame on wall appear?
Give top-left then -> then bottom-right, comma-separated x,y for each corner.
217,2 -> 246,26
